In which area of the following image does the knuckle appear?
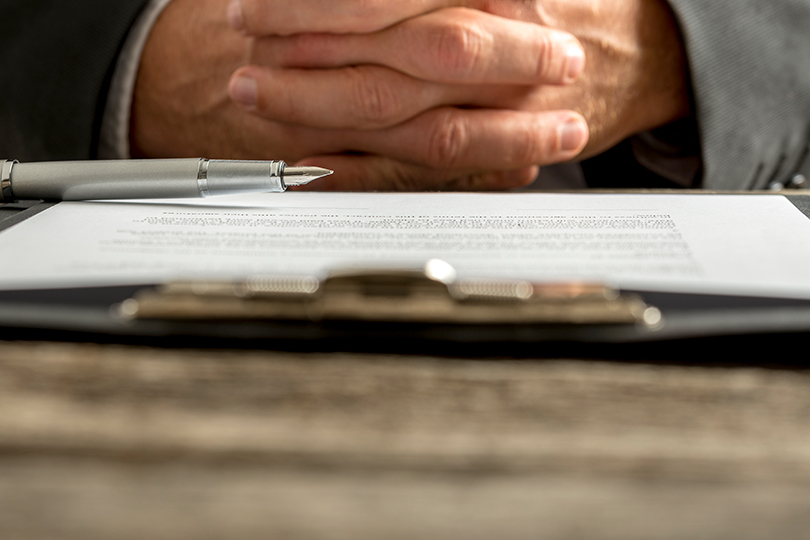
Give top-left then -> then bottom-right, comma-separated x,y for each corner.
272,82 -> 303,122
495,119 -> 550,168
532,32 -> 558,82
426,114 -> 468,168
509,125 -> 544,166
432,21 -> 489,79
538,121 -> 565,162
347,69 -> 402,128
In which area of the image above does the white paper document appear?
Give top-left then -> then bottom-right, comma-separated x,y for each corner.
2,192 -> 810,298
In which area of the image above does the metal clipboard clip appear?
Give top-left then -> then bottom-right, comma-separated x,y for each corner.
120,259 -> 662,327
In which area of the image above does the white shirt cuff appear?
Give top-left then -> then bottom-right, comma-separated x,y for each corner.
98,0 -> 174,159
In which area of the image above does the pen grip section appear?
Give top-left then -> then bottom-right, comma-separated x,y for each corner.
204,160 -> 285,196
11,159 -> 204,200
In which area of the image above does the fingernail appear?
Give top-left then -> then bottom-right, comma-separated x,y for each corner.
227,0 -> 244,31
230,76 -> 257,109
564,44 -> 585,82
559,118 -> 587,152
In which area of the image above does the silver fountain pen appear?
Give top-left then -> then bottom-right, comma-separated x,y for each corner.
0,159 -> 333,202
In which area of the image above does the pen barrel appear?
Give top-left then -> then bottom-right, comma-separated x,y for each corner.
8,159 -> 287,201
10,159 -> 205,200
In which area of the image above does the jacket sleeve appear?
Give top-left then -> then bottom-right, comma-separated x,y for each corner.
666,0 -> 810,190
0,0 -> 149,161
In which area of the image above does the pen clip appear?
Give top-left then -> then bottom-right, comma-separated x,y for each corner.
120,260 -> 661,327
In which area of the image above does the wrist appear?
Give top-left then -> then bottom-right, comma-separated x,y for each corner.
130,0 -> 251,158
535,0 -> 691,150
630,0 -> 691,133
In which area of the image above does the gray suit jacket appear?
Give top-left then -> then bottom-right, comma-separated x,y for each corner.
668,0 -> 810,190
1,0 -> 809,190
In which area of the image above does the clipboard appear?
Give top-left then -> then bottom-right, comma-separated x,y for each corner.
3,192 -> 810,357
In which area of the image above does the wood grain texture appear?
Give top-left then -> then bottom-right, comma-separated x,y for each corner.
1,340 -> 810,539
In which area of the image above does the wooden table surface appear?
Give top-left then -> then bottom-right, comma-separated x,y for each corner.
2,339 -> 810,539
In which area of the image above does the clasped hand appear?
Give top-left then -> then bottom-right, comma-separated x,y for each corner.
132,0 -> 689,190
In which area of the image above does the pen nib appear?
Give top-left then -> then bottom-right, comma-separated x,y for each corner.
283,166 -> 334,186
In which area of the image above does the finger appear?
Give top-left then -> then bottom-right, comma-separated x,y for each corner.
354,108 -> 590,170
230,65 -> 460,130
291,155 -> 538,191
228,0 -> 453,36
255,8 -> 585,85
443,166 -> 539,190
